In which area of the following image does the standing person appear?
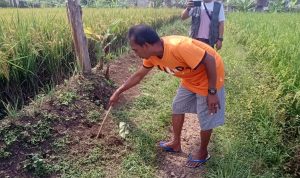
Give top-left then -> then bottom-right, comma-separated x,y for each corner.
109,25 -> 225,168
181,0 -> 225,50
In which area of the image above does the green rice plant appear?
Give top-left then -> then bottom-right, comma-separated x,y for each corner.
226,12 -> 300,177
1,100 -> 20,119
0,8 -> 181,117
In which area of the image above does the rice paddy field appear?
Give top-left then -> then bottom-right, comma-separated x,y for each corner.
0,8 -> 180,117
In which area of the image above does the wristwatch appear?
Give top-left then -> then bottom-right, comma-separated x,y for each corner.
217,37 -> 223,42
208,88 -> 217,95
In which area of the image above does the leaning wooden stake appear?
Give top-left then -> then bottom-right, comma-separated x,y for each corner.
96,106 -> 112,138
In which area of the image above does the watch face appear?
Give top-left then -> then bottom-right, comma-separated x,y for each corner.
208,88 -> 217,95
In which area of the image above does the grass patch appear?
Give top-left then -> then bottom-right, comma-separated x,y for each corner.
206,17 -> 293,177
112,20 -> 186,177
114,72 -> 180,177
54,146 -> 107,178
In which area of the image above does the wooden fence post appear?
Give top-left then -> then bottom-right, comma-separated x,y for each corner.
66,0 -> 91,75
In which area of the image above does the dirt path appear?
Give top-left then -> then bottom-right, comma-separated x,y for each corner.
109,52 -> 142,105
157,113 -> 207,178
109,52 -> 208,177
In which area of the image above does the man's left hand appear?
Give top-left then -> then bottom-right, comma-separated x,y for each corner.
216,40 -> 222,50
207,94 -> 220,115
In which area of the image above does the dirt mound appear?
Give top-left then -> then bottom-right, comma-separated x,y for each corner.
0,60 -> 122,177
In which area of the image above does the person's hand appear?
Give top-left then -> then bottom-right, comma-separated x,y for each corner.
186,0 -> 194,10
109,91 -> 121,107
216,40 -> 222,50
207,94 -> 220,115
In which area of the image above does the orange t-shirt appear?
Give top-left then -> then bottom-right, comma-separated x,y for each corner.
143,35 -> 224,96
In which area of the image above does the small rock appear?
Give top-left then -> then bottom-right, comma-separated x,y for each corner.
171,172 -> 176,177
95,100 -> 101,106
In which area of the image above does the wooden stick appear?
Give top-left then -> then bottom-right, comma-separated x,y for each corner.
96,106 -> 112,138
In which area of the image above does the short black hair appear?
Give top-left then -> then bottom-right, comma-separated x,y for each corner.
128,24 -> 160,46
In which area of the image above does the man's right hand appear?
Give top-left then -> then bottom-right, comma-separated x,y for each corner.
109,91 -> 121,107
182,0 -> 195,19
186,0 -> 194,9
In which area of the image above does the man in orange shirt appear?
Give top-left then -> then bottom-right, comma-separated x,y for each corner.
109,24 -> 225,168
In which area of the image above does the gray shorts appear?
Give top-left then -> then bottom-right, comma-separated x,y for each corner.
172,86 -> 225,131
